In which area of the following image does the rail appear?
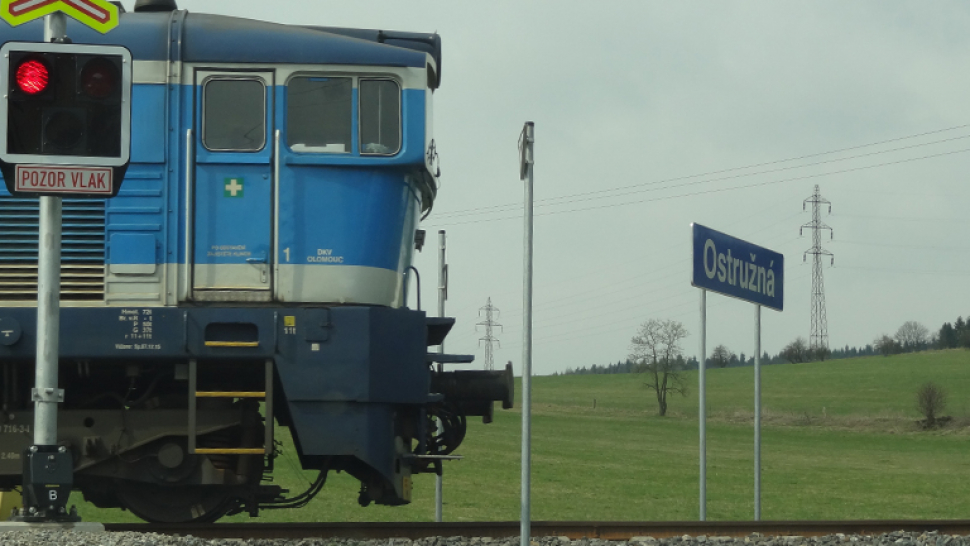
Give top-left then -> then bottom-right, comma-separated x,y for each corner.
103,520 -> 970,540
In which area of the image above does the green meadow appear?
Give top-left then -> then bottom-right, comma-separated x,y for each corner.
78,350 -> 970,523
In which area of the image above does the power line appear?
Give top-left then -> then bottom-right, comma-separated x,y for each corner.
434,126 -> 970,219
427,146 -> 970,227
833,266 -> 970,277
833,213 -> 966,223
503,270 -> 817,350
448,219 -> 808,345
490,259 -> 812,348
447,198 -> 804,323
835,239 -> 970,251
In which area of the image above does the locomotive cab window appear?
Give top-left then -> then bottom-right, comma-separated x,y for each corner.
287,76 -> 352,153
359,79 -> 401,155
203,79 -> 266,152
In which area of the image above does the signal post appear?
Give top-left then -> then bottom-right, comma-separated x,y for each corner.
0,1 -> 127,523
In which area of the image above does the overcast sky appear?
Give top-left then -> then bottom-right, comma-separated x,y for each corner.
168,1 -> 970,376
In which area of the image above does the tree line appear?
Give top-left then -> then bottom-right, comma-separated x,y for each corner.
559,312 -> 970,377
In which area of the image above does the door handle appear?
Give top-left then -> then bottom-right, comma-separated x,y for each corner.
247,254 -> 268,264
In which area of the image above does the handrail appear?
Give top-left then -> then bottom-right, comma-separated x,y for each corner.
273,129 -> 280,298
182,129 -> 194,301
407,265 -> 421,311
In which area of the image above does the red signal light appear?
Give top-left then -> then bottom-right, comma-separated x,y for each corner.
80,58 -> 118,99
15,58 -> 49,95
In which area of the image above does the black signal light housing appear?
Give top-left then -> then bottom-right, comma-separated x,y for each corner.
0,42 -> 132,197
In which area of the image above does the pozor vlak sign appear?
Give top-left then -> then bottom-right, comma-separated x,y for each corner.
691,223 -> 784,311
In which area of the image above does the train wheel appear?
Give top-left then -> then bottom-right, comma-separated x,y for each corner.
115,482 -> 238,523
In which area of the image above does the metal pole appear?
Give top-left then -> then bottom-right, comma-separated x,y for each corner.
33,11 -> 67,449
45,12 -> 67,42
435,230 -> 446,522
15,11 -> 71,521
520,121 -> 534,546
754,304 -> 762,521
33,198 -> 61,447
699,289 -> 706,521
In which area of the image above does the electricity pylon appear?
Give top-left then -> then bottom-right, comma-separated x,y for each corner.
800,185 -> 834,356
477,298 -> 502,371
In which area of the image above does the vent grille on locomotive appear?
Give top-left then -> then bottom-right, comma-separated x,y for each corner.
0,196 -> 106,301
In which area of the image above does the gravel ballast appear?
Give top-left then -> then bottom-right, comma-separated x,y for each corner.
0,531 -> 969,546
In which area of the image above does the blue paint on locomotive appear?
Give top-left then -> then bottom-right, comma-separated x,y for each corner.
0,13 -> 428,67
277,168 -> 413,270
1,85 -> 430,271
0,8 -> 438,331
105,84 -> 430,270
130,86 -> 168,164
182,14 -> 426,67
0,305 -> 431,485
0,8 -> 454,510
0,302 -> 406,391
0,17 -> 170,60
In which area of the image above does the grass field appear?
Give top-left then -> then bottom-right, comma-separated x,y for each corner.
76,350 -> 970,523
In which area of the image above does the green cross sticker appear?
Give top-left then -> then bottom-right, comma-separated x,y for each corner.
224,178 -> 244,198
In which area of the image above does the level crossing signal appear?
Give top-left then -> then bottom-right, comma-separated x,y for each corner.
0,41 -> 132,197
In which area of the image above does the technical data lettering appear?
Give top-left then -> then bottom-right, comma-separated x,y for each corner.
117,308 -> 156,343
115,343 -> 162,350
308,248 -> 344,264
1,424 -> 30,434
1,452 -> 21,460
15,165 -> 112,194
208,244 -> 251,258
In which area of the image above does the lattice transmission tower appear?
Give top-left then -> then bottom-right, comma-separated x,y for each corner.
800,185 -> 834,354
477,298 -> 502,371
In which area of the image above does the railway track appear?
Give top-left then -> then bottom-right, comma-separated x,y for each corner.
104,520 -> 970,541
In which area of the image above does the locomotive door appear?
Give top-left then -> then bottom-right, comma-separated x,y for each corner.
190,71 -> 275,301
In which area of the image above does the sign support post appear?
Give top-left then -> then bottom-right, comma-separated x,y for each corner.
699,289 -> 706,521
34,197 -> 62,448
435,230 -> 447,522
34,9 -> 66,450
690,223 -> 783,523
754,304 -> 762,521
15,12 -> 74,522
1,2 -> 125,521
519,121 -> 534,546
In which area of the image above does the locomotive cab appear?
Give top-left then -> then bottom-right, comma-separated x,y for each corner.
0,7 -> 511,523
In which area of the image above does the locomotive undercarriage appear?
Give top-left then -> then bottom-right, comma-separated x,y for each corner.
0,306 -> 513,523
0,358 -> 441,522
0,359 -> 272,522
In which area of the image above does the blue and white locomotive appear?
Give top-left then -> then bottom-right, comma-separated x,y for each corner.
0,0 -> 512,523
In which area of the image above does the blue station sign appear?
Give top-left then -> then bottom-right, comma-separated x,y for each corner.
691,223 -> 784,311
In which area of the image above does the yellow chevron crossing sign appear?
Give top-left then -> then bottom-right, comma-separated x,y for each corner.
1,0 -> 120,33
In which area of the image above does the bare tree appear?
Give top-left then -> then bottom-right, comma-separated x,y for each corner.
916,382 -> 947,428
709,345 -> 734,368
630,319 -> 689,416
780,337 -> 808,364
895,321 -> 929,352
874,334 -> 898,357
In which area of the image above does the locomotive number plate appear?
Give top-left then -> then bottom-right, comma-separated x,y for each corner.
0,424 -> 29,434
